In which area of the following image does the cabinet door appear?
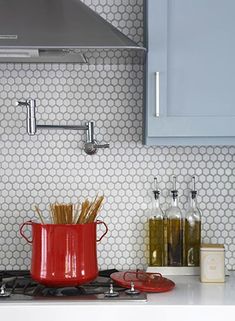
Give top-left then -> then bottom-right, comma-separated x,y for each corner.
145,0 -> 235,145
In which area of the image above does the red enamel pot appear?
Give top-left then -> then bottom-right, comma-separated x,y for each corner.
20,220 -> 108,287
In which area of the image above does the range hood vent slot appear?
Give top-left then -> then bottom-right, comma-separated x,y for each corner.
0,49 -> 39,58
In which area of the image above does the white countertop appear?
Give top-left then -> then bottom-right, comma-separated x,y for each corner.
1,273 -> 235,321
147,274 -> 235,305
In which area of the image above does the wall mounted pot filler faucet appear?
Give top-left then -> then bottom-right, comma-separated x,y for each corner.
16,99 -> 109,155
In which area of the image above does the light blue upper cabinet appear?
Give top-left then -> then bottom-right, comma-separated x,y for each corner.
144,0 -> 235,145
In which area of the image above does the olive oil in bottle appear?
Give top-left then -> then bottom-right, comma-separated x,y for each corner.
149,177 -> 165,266
185,176 -> 201,266
166,176 -> 183,266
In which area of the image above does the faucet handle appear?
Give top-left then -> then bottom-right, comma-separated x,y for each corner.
95,143 -> 110,149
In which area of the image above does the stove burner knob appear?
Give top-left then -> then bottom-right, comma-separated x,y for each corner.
0,284 -> 11,297
125,281 -> 140,295
104,282 -> 119,297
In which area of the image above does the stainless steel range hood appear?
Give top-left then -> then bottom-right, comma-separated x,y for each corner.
0,0 -> 146,64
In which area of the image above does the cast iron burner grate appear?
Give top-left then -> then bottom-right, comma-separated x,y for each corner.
0,269 -> 126,297
0,270 -> 147,302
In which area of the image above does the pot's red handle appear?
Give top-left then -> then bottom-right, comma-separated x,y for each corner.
96,220 -> 108,242
20,221 -> 33,244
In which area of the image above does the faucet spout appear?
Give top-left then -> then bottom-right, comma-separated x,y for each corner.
15,99 -> 110,154
16,99 -> 37,135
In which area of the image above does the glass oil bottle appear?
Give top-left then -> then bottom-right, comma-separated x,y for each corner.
185,176 -> 201,266
166,176 -> 183,266
149,177 -> 165,266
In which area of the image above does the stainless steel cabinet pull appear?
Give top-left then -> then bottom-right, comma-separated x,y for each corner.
155,72 -> 160,117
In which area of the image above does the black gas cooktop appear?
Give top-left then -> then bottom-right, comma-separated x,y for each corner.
0,270 -> 147,302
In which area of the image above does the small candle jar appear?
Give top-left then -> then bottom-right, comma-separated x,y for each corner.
200,244 -> 225,283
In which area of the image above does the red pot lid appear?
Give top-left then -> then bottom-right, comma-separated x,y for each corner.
111,270 -> 175,293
